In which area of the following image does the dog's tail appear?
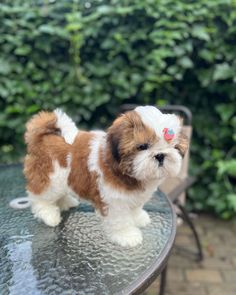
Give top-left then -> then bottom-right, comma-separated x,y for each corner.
25,109 -> 78,150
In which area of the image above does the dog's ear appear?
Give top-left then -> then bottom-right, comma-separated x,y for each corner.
175,130 -> 189,157
107,110 -> 141,162
107,129 -> 121,162
107,117 -> 124,162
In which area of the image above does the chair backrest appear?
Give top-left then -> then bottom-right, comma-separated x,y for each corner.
119,104 -> 193,204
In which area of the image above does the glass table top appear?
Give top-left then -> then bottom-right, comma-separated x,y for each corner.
0,164 -> 176,295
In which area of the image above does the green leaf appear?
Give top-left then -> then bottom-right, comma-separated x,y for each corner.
216,104 -> 235,122
213,63 -> 233,81
192,25 -> 210,41
217,160 -> 236,177
0,59 -> 11,74
199,49 -> 215,62
227,194 -> 236,211
178,56 -> 193,69
14,45 -> 31,55
97,5 -> 113,14
26,105 -> 40,114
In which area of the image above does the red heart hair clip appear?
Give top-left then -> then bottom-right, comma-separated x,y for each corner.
163,128 -> 175,142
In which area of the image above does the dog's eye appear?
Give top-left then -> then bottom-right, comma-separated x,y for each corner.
137,143 -> 149,151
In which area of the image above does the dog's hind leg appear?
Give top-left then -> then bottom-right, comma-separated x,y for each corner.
30,196 -> 62,227
57,194 -> 79,212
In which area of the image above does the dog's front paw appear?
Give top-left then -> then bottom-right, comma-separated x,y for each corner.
110,227 -> 143,247
133,209 -> 151,228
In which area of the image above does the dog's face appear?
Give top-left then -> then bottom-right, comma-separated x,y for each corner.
107,106 -> 188,183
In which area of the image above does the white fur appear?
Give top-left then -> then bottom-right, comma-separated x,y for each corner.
29,160 -> 78,227
88,131 -> 106,173
57,195 -> 79,212
54,109 -> 78,144
135,105 -> 181,147
132,208 -> 151,227
132,146 -> 182,181
88,132 -> 154,247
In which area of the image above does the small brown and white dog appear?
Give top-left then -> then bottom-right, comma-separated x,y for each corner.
24,106 -> 188,247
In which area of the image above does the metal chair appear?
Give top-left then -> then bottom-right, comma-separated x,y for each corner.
120,104 -> 204,295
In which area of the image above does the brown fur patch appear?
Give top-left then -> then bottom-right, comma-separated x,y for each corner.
104,110 -> 158,190
24,112 -> 70,195
68,132 -> 106,215
99,147 -> 143,192
25,111 -> 60,149
175,130 -> 189,157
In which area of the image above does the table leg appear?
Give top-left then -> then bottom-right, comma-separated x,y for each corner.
159,265 -> 168,295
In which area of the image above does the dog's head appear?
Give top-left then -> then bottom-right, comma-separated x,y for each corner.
107,106 -> 188,183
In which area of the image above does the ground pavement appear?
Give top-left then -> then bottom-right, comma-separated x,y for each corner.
145,214 -> 236,295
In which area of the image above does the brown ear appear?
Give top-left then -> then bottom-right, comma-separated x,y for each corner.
107,116 -> 125,162
107,129 -> 121,162
107,110 -> 144,162
175,130 -> 189,157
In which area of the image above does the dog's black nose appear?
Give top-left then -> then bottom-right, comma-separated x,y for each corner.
155,153 -> 165,166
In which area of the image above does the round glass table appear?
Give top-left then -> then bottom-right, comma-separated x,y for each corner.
0,164 -> 176,295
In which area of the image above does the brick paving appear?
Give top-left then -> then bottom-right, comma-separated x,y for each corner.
144,214 -> 236,295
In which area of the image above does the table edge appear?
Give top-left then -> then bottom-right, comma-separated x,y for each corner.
121,189 -> 177,295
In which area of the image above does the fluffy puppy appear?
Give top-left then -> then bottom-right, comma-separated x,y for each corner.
24,106 -> 188,247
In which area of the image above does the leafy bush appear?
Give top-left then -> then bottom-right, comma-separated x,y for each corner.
0,0 -> 235,218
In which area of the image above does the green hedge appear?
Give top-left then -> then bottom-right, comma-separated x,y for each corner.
0,0 -> 235,218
